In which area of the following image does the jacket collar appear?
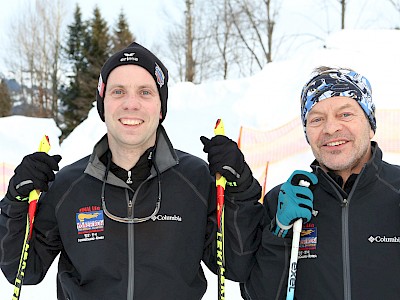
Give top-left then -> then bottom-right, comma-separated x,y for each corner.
84,125 -> 179,183
311,141 -> 382,193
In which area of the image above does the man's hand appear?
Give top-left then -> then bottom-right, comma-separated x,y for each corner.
200,135 -> 244,182
6,152 -> 62,201
200,135 -> 254,192
272,170 -> 318,237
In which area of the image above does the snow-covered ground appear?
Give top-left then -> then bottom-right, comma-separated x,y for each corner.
1,29 -> 400,299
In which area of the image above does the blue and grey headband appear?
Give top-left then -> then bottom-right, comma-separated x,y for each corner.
300,68 -> 376,135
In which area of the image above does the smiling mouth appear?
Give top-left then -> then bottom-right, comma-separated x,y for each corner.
120,119 -> 143,126
325,140 -> 346,147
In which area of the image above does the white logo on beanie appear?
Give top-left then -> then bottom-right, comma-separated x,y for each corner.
97,75 -> 105,97
120,52 -> 138,62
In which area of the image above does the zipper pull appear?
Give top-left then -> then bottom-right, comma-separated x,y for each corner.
126,170 -> 133,184
128,199 -> 133,216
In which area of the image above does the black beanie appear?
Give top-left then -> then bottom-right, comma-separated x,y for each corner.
96,42 -> 168,122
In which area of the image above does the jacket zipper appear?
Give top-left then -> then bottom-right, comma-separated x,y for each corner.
342,198 -> 351,300
315,165 -> 368,300
127,189 -> 135,299
127,170 -> 133,184
128,199 -> 133,216
125,174 -> 156,299
318,169 -> 352,300
341,167 -> 365,300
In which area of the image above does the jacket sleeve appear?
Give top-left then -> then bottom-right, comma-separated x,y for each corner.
241,185 -> 292,300
224,174 -> 264,282
202,164 -> 264,283
0,188 -> 61,285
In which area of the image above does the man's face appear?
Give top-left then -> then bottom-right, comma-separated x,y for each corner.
306,96 -> 374,175
104,65 -> 162,154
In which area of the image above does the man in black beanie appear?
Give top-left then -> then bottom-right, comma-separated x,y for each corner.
96,42 -> 169,123
0,41 -> 264,299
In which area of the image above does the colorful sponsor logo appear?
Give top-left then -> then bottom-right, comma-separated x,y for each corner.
76,210 -> 104,235
299,227 -> 317,251
155,63 -> 165,88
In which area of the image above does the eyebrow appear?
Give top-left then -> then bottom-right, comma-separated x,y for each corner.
137,84 -> 157,90
106,84 -> 124,91
309,102 -> 356,115
106,83 -> 157,91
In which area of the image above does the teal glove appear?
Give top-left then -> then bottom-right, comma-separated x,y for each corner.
272,170 -> 318,237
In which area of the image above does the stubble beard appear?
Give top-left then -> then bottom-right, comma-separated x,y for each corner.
312,138 -> 370,173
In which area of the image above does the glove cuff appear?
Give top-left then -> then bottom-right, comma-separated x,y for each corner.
272,216 -> 293,237
6,176 -> 29,202
225,163 -> 252,193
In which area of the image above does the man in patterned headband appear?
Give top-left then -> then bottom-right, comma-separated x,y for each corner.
242,66 -> 400,300
300,66 -> 376,139
299,66 -> 376,175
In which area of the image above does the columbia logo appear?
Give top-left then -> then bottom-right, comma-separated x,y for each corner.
151,214 -> 182,222
368,235 -> 400,243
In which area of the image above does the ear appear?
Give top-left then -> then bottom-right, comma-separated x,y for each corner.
369,128 -> 374,139
159,111 -> 162,120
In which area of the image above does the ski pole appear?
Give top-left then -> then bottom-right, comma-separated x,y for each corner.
286,179 -> 310,300
12,135 -> 51,300
214,119 -> 226,300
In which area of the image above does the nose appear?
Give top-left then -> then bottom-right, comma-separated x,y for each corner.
322,116 -> 342,135
123,93 -> 141,110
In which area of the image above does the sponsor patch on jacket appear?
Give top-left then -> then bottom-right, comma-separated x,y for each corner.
298,223 -> 318,259
300,227 -> 317,250
76,206 -> 105,243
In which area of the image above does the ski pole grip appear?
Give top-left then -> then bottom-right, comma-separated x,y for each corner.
214,119 -> 226,185
28,135 -> 51,203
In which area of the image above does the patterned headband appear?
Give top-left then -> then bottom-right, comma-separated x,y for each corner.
300,68 -> 376,135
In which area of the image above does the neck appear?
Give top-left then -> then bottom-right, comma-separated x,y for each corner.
322,148 -> 373,188
108,142 -> 155,170
111,149 -> 140,170
333,170 -> 353,187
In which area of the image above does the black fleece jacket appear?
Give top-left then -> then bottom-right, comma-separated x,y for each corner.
243,142 -> 400,300
0,126 -> 263,300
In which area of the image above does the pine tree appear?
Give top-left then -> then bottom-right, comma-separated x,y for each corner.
0,79 -> 12,117
112,10 -> 135,52
77,5 -> 111,118
60,5 -> 111,140
85,5 -> 111,73
60,4 -> 89,140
